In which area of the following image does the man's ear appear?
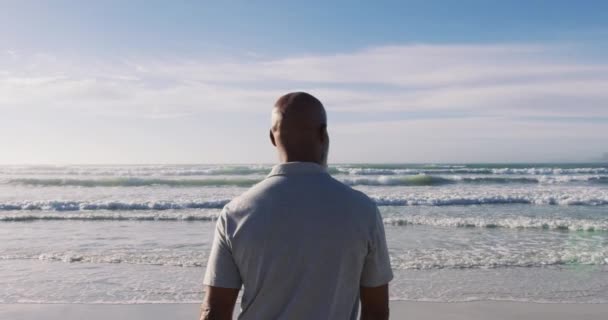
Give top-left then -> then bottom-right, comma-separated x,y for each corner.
269,130 -> 277,147
319,124 -> 328,143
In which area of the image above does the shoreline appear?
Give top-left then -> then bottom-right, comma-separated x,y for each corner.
2,301 -> 607,320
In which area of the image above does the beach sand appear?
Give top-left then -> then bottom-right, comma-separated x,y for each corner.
1,301 -> 607,319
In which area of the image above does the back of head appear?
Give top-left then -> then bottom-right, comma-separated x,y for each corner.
270,92 -> 329,166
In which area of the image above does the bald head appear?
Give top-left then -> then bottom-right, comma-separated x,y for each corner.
270,92 -> 329,166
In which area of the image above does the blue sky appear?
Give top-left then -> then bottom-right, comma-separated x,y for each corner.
1,1 -> 607,163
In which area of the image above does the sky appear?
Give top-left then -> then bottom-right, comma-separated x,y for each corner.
1,0 -> 607,164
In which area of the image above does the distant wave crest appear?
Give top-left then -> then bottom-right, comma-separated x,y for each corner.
8,178 -> 260,187
3,246 -> 605,270
1,193 -> 608,217
2,165 -> 607,177
4,210 -> 606,233
384,215 -> 608,231
8,175 -> 608,187
390,248 -> 608,270
0,200 -> 229,213
0,166 -> 272,176
336,167 -> 608,176
372,195 -> 608,206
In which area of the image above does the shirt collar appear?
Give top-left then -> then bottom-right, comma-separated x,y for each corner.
267,162 -> 327,177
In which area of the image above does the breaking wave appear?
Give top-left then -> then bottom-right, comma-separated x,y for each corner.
390,248 -> 608,270
8,178 -> 260,187
342,175 -> 453,186
2,165 -> 607,177
3,210 -> 607,232
384,216 -> 608,231
372,195 -> 608,206
3,246 -> 606,270
8,175 -> 608,187
336,167 -> 608,176
0,200 -> 229,212
0,166 -> 272,176
1,193 -> 608,216
1,252 -> 209,268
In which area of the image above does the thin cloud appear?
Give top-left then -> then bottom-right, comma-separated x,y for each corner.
1,43 -> 607,121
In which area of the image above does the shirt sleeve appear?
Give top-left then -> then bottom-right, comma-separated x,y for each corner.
203,207 -> 242,289
360,207 -> 393,287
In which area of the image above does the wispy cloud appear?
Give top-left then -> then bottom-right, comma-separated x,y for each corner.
1,43 -> 607,163
2,43 -> 607,120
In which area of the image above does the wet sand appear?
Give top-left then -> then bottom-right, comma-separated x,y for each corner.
1,301 -> 608,319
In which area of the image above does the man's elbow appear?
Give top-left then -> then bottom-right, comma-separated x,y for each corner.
360,283 -> 390,320
199,304 -> 211,320
199,303 -> 232,320
199,303 -> 217,320
199,286 -> 239,320
361,308 -> 390,320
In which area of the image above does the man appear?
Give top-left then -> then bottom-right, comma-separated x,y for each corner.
200,92 -> 393,320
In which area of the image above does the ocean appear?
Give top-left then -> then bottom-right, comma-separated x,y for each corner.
1,163 -> 607,304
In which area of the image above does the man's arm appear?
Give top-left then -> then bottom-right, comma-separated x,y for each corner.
360,284 -> 389,320
201,207 -> 242,319
199,286 -> 239,320
359,207 -> 393,319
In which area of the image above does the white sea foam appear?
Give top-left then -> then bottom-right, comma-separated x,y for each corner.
336,167 -> 608,176
0,210 -> 222,221
6,174 -> 608,187
2,163 -> 608,305
3,245 -> 605,270
6,177 -> 261,187
390,247 -> 608,270
31,251 -> 208,267
4,210 -> 607,234
0,200 -> 229,212
0,165 -> 272,176
454,175 -> 608,184
0,211 -> 219,222
1,192 -> 608,216
2,164 -> 607,177
371,194 -> 608,206
342,175 -> 453,186
384,215 -> 608,231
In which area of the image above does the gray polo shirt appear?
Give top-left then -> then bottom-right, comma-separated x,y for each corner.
203,162 -> 393,319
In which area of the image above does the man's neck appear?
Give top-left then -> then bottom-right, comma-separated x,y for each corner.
281,156 -> 323,166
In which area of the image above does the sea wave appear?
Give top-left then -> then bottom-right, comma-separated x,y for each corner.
7,174 -> 608,187
336,167 -> 608,176
0,200 -> 229,212
390,248 -> 608,270
1,252 -> 208,267
344,175 -> 608,186
342,175 -> 453,186
372,195 -> 608,206
7,177 -> 260,187
2,165 -> 607,177
3,247 -> 606,270
0,165 -> 272,176
4,210 -> 607,233
384,216 -> 608,231
0,212 -> 219,222
458,175 -> 608,184
1,193 -> 608,215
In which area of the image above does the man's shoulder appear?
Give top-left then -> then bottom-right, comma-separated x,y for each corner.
224,174 -> 378,216
329,175 -> 376,201
221,177 -> 279,214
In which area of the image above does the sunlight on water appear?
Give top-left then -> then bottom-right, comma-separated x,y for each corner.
1,163 -> 607,303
